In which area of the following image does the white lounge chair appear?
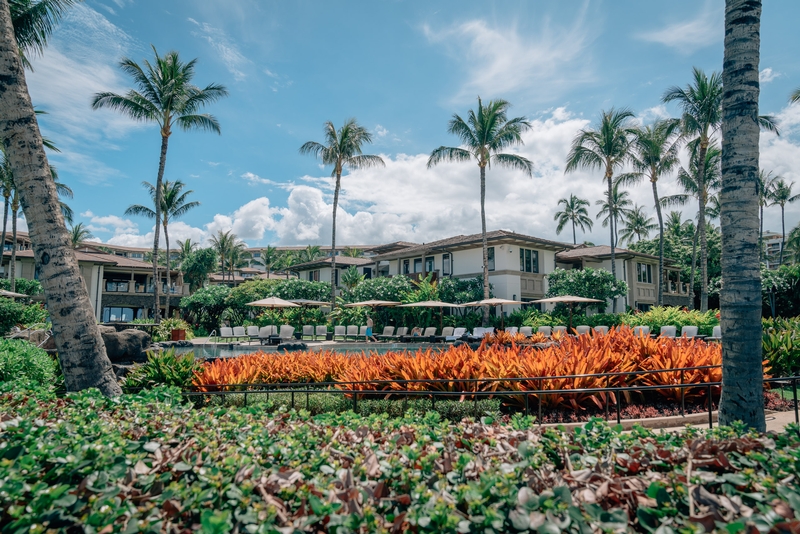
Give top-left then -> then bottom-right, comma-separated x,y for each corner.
219,326 -> 234,341
441,327 -> 454,338
258,326 -> 275,345
536,326 -> 551,337
708,325 -> 722,341
315,325 -> 328,340
681,326 -> 698,338
232,326 -> 246,340
632,326 -> 650,337
346,325 -> 359,340
422,327 -> 437,338
301,325 -> 314,340
575,325 -> 591,335
660,326 -> 677,338
520,326 -> 533,337
278,325 -> 295,341
377,326 -> 395,341
333,325 -> 347,341
594,326 -> 609,334
246,326 -> 259,340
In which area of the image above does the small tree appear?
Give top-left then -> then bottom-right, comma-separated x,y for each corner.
340,266 -> 365,291
180,284 -> 230,332
180,247 -> 216,291
546,268 -> 628,313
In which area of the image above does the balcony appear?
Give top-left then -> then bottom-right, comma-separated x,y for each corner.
103,281 -> 188,295
665,281 -> 689,295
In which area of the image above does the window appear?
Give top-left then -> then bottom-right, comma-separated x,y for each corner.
413,258 -> 422,273
363,267 -> 372,279
252,251 -> 261,258
130,253 -> 143,259
487,247 -> 495,271
518,248 -> 539,273
102,307 -> 137,323
308,270 -> 320,282
636,302 -> 652,312
637,263 -> 653,284
425,256 -> 434,273
442,254 -> 451,276
402,260 -> 410,275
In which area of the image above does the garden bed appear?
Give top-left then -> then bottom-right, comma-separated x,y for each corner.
3,384 -> 800,533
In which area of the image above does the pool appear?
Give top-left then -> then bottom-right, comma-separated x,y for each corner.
174,342 -> 445,359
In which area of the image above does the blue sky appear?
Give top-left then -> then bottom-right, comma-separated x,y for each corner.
25,0 -> 800,248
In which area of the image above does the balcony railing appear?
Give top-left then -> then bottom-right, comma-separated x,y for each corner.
105,281 -> 130,292
104,282 -> 185,295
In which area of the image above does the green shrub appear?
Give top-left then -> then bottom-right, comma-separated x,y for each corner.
0,338 -> 59,387
150,318 -> 195,342
763,317 -> 800,377
0,278 -> 42,296
180,285 -> 231,332
254,307 -> 328,330
122,348 -> 201,389
547,268 -> 628,313
620,306 -> 719,336
0,299 -> 35,335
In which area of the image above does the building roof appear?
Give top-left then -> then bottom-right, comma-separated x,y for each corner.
3,249 -> 119,264
556,245 -> 663,263
366,241 -> 418,255
372,230 -> 574,261
291,256 -> 373,270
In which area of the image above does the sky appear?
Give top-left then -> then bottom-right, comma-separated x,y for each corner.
23,0 -> 800,249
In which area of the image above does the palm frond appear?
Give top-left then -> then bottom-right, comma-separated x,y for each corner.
492,153 -> 532,176
347,154 -> 385,170
10,0 -> 78,59
125,204 -> 156,218
175,114 -> 221,134
427,146 -> 471,168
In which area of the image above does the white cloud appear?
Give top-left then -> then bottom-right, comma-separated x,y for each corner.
375,125 -> 388,138
241,172 -> 293,189
205,197 -> 277,240
422,7 -> 596,103
188,18 -> 249,81
636,2 -> 722,54
760,68 -> 780,83
759,103 -> 800,235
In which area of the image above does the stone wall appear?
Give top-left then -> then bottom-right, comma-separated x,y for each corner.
662,294 -> 692,308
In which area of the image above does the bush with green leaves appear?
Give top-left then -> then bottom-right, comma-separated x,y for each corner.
347,275 -> 414,303
4,384 -> 800,533
180,284 -> 231,332
763,317 -> 800,377
620,306 -> 719,336
122,348 -> 201,389
0,339 -> 59,387
546,267 -> 628,313
225,279 -> 332,325
762,264 -> 800,318
0,278 -> 42,296
254,307 -> 328,330
180,247 -> 217,292
0,299 -> 47,335
438,276 -> 487,304
147,318 -> 195,342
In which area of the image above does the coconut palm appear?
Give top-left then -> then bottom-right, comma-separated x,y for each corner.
757,170 -> 778,262
9,0 -> 77,67
428,97 -> 532,323
718,0 -> 765,430
254,245 -> 279,277
595,184 -> 633,248
785,223 -> 800,264
553,195 -> 593,244
300,119 -> 385,307
565,108 -> 636,312
664,67 -> 778,312
619,205 -> 657,245
126,180 -> 199,318
277,250 -> 299,280
618,119 -> 681,304
209,230 -> 236,282
342,247 -> 364,258
768,179 -> 800,265
92,47 -> 227,323
298,244 -> 323,263
69,222 -> 93,248
0,0 -> 120,394
176,238 -> 198,266
225,242 -> 250,277
664,211 -> 688,238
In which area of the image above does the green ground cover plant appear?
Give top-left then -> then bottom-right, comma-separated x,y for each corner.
122,349 -> 202,389
3,384 -> 800,533
0,339 -> 59,387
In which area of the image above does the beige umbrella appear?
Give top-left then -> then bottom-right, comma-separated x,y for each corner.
246,296 -> 300,308
399,300 -> 461,330
344,300 -> 401,308
530,295 -> 604,330
461,298 -> 524,329
289,299 -> 331,307
0,289 -> 29,298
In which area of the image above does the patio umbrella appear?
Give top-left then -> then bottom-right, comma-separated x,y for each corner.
288,299 -> 331,307
399,300 -> 461,330
460,298 -> 523,329
246,296 -> 300,308
530,295 -> 604,331
344,300 -> 401,308
0,289 -> 28,298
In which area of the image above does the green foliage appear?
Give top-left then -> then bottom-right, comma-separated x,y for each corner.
225,279 -> 332,325
620,306 -> 719,336
122,348 -> 201,389
347,275 -> 414,303
180,247 -> 217,291
0,299 -> 47,335
339,266 -> 365,290
762,264 -> 800,318
762,317 -> 800,377
180,285 -> 231,332
254,308 -> 328,330
151,318 -> 195,342
0,339 -> 59,387
0,278 -> 42,296
546,268 -> 628,313
327,303 -> 368,327
3,385 -> 800,533
438,276 -> 487,304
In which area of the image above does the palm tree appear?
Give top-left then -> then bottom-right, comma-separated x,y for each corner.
662,143 -> 722,309
277,250 -> 298,280
595,184 -> 633,248
664,211 -> 687,238
298,244 -> 323,263
664,67 -> 778,312
210,230 -> 236,282
176,238 -> 198,266
254,245 -> 279,277
718,0 -> 764,431
126,180 -> 199,318
300,119 -> 385,307
342,247 -> 364,258
0,0 -> 120,395
225,242 -> 250,278
9,0 -> 77,68
428,97 -> 532,323
340,266 -> 365,291
619,119 -> 681,304
69,222 -> 93,248
768,179 -> 800,265
757,170 -> 778,262
619,205 -> 657,245
92,47 -> 227,323
565,108 -> 636,312
553,195 -> 593,244
785,223 -> 800,264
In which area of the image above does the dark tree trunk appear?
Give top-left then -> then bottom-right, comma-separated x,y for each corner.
480,164 -> 489,325
9,201 -> 16,291
571,219 -> 576,245
164,222 -> 170,319
152,135 -> 169,323
0,0 -> 120,395
718,0 -> 765,431
689,225 -> 698,310
652,175 -> 665,305
330,170 -> 341,309
780,205 -> 786,266
0,194 -> 7,277
606,169 -> 617,312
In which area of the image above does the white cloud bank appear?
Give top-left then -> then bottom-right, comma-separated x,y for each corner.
635,2 -> 722,54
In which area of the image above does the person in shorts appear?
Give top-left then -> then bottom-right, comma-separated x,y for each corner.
365,315 -> 378,342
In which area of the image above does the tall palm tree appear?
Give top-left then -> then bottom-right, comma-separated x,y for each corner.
176,238 -> 198,266
298,244 -> 323,263
342,247 -> 364,258
664,211 -> 687,238
428,97 -> 532,323
210,230 -> 236,282
595,184 -> 633,248
277,250 -> 298,280
254,245 -> 279,277
565,108 -> 636,312
757,170 -> 778,262
768,179 -> 800,265
0,0 -> 120,395
69,222 -> 93,248
785,223 -> 800,264
662,143 -> 722,309
126,180 -> 199,318
300,119 -> 385,307
664,67 -> 778,312
619,205 -> 657,245
619,119 -> 681,304
553,194 -> 593,244
718,0 -> 764,431
92,47 -> 227,323
225,241 -> 250,278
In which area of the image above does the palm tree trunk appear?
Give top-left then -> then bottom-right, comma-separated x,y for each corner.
151,135 -> 168,323
571,219 -> 576,245
330,171 -> 341,308
164,221 -> 170,319
689,225 -> 698,310
698,187 -> 709,312
0,194 -> 8,277
759,201 -> 764,263
780,204 -> 786,265
606,172 -> 617,313
480,165 -> 489,325
0,0 -> 120,395
652,176 -> 665,305
9,200 -> 16,292
718,0 -> 764,431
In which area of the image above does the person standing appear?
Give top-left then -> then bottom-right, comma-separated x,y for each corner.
365,315 -> 377,342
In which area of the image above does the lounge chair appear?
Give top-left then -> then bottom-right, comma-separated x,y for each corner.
594,326 -> 609,335
346,325 -> 359,341
278,325 -> 295,341
316,325 -> 328,340
376,326 -> 395,341
681,326 -> 698,338
423,327 -> 437,338
452,327 -> 467,339
660,325 -> 677,338
402,327 -> 422,342
258,326 -> 276,345
246,326 -> 259,341
358,326 -> 369,341
520,326 -> 533,337
302,325 -> 315,340
233,326 -> 247,340
632,326 -> 650,337
708,325 -> 722,341
536,326 -> 551,337
333,325 -> 347,341
441,326 -> 454,337
218,326 -> 234,341
575,325 -> 591,335
552,326 -> 567,335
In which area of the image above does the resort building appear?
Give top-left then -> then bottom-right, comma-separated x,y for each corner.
290,256 -> 375,287
763,231 -> 784,270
